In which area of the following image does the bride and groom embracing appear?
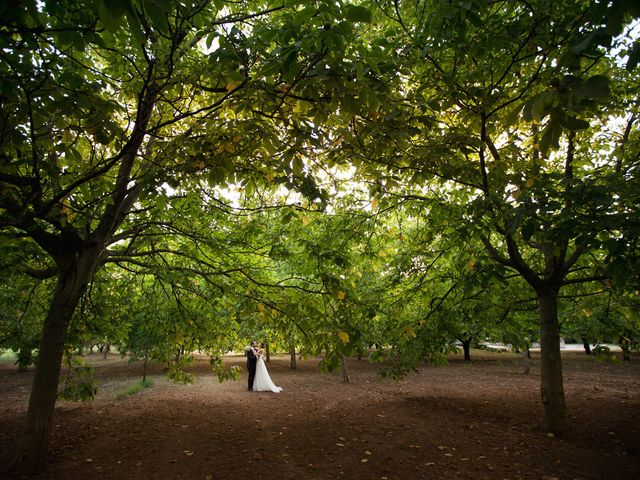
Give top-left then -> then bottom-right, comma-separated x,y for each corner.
246,341 -> 283,393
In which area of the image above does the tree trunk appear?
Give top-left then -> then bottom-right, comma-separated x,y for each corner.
21,255 -> 97,473
289,345 -> 296,370
581,337 -> 591,355
462,339 -> 471,361
341,355 -> 349,383
620,335 -> 631,361
265,342 -> 270,363
537,286 -> 566,434
143,348 -> 149,383
522,345 -> 530,375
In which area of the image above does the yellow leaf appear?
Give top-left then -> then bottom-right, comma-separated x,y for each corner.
301,215 -> 309,226
59,198 -> 73,220
293,156 -> 304,176
404,326 -> 417,338
275,83 -> 292,93
338,331 -> 349,343
232,135 -> 242,143
464,259 -> 476,272
266,171 -> 275,183
226,80 -> 242,92
258,303 -> 265,313
337,290 -> 346,300
526,177 -> 535,188
512,189 -> 521,200
371,197 -> 379,210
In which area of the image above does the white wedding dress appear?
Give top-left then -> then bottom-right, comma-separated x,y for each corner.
253,357 -> 283,393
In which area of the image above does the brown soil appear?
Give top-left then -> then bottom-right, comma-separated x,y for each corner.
1,351 -> 639,480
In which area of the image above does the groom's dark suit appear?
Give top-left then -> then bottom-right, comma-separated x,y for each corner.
246,346 -> 257,391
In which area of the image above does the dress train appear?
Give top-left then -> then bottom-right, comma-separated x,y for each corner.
253,357 -> 283,393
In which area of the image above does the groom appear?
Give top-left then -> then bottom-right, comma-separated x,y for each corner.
246,341 -> 258,391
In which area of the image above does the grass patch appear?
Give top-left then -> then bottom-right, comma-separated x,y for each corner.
115,378 -> 154,400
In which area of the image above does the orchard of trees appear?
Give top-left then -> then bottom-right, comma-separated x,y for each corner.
1,0 -> 639,473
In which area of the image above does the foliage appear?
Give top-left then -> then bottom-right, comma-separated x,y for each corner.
58,354 -> 97,402
0,271 -> 50,370
210,356 -> 241,382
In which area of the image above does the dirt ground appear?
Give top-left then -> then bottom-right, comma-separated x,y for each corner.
1,350 -> 639,480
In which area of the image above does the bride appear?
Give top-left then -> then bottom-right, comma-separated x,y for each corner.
253,342 -> 283,393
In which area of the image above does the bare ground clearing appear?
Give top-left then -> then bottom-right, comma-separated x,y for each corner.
1,351 -> 639,479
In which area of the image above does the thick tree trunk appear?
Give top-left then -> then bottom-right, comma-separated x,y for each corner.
462,339 -> 471,361
265,342 -> 270,363
581,337 -> 591,355
289,345 -> 296,370
537,286 -> 566,434
21,255 -> 97,473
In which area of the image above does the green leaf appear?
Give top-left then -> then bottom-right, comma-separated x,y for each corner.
530,92 -> 553,120
626,40 -> 640,71
345,5 -> 372,23
506,103 -> 524,125
292,156 -> 304,177
604,238 -> 620,254
341,94 -> 360,115
521,220 -> 537,241
540,120 -> 562,155
577,75 -> 610,99
125,7 -> 146,45
98,0 -> 126,32
295,6 -> 316,24
605,4 -> 624,36
506,213 -> 522,235
522,98 -> 534,122
561,116 -> 590,131
571,33 -> 594,55
144,0 -> 170,35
